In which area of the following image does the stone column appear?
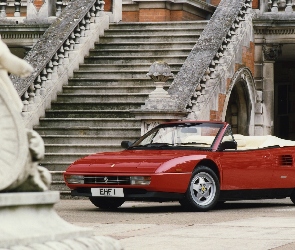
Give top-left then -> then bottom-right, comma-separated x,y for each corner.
261,44 -> 281,135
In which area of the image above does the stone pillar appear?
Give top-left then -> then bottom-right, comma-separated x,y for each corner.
261,44 -> 281,135
131,61 -> 187,135
262,61 -> 274,134
106,0 -> 122,23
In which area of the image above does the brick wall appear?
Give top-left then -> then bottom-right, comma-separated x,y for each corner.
122,11 -> 139,22
104,0 -> 112,12
123,9 -> 205,22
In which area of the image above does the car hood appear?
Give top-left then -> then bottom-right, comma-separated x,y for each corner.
66,149 -> 208,174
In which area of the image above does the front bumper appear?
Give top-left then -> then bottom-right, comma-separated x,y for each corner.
71,188 -> 184,201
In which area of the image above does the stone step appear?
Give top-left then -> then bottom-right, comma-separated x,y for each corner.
108,21 -> 208,29
84,55 -> 187,64
43,163 -> 71,171
44,144 -> 126,154
77,63 -> 181,71
94,41 -> 196,50
43,150 -> 121,163
72,69 -> 177,79
55,93 -> 149,102
62,85 -> 167,94
42,135 -> 138,144
88,48 -> 192,57
34,126 -> 141,136
104,27 -> 202,36
67,78 -> 173,86
50,101 -> 144,110
44,110 -> 134,118
38,118 -> 141,127
99,34 -> 199,43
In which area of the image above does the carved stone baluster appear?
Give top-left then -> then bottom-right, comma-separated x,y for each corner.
40,69 -> 48,95
90,5 -> 96,22
52,53 -> 59,76
46,60 -> 53,81
69,32 -> 76,50
58,46 -> 65,63
268,0 -> 273,11
0,0 -> 7,18
21,91 -> 29,112
95,0 -> 104,17
14,0 -> 21,17
80,18 -> 86,37
85,12 -> 91,30
28,83 -> 36,107
63,39 -> 70,64
271,0 -> 278,12
74,25 -> 81,44
285,0 -> 293,12
56,0 -> 63,17
34,76 -> 41,102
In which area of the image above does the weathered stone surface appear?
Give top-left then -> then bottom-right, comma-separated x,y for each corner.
168,0 -> 248,111
11,0 -> 97,97
0,192 -> 122,250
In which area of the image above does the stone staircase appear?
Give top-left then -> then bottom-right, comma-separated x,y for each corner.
34,21 -> 208,196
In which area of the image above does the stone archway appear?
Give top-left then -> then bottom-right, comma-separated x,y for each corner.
222,67 -> 256,136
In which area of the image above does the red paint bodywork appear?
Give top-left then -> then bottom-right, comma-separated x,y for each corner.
64,121 -> 295,199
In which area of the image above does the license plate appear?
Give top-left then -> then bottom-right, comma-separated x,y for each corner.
91,188 -> 124,197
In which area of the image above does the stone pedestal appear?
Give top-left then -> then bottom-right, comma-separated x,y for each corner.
0,191 -> 121,250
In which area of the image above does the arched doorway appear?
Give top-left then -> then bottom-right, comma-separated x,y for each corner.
223,67 -> 255,135
225,81 -> 249,135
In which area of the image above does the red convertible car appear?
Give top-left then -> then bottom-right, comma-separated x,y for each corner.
64,121 -> 295,211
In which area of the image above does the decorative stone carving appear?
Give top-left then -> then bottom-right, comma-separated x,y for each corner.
263,44 -> 282,61
146,61 -> 173,99
0,38 -> 121,249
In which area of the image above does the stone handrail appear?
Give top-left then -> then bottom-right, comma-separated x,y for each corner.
10,0 -> 108,128
164,0 -> 253,119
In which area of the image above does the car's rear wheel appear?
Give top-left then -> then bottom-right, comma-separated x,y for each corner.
180,166 -> 220,212
89,197 -> 125,210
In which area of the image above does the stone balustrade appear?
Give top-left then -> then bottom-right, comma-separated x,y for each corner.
11,0 -> 108,128
0,0 -> 73,19
267,0 -> 294,12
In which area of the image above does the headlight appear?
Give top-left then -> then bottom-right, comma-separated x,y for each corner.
130,176 -> 151,185
65,175 -> 84,184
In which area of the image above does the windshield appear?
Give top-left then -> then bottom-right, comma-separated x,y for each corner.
131,122 -> 223,149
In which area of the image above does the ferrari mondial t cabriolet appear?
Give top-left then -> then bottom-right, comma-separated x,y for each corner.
64,121 -> 295,212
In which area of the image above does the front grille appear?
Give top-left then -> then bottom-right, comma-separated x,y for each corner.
84,176 -> 130,185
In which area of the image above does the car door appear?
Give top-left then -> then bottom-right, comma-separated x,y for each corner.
269,147 -> 295,189
218,149 -> 273,190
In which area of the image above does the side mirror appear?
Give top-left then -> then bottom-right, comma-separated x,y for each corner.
219,141 -> 237,151
121,141 -> 133,149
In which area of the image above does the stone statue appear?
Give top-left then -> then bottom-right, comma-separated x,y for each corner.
0,36 -> 51,192
0,37 -> 121,250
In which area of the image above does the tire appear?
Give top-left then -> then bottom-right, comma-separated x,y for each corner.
290,190 -> 295,204
180,166 -> 220,212
89,197 -> 125,210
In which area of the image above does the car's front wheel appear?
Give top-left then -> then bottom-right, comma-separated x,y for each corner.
180,166 -> 220,212
89,197 -> 125,210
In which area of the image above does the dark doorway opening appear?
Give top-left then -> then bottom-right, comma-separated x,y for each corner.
225,81 -> 249,135
274,62 -> 295,140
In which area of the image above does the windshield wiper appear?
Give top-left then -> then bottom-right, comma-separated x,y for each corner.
180,142 -> 211,146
